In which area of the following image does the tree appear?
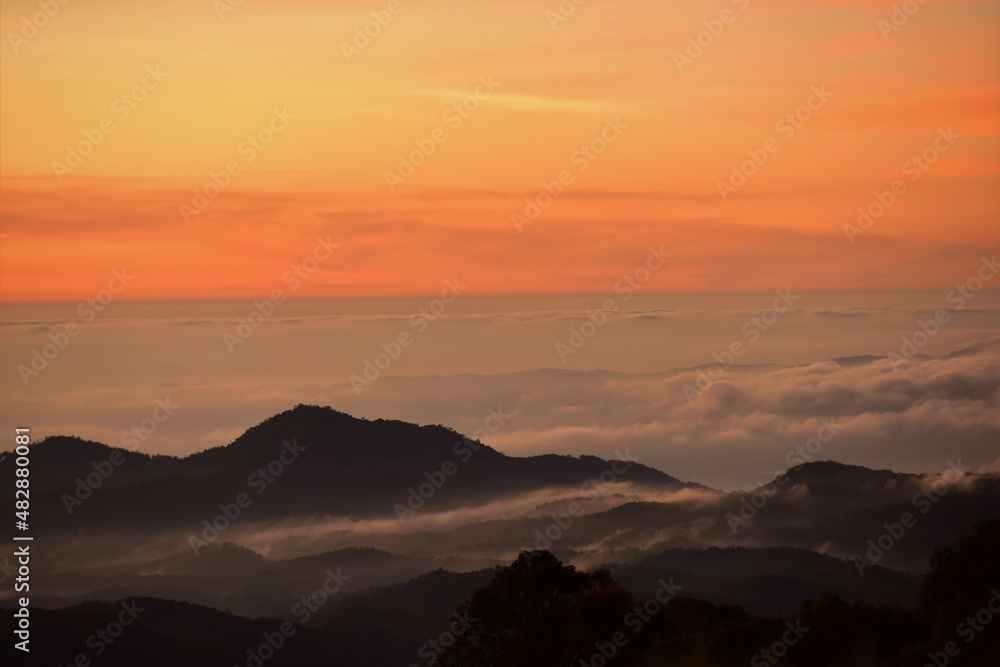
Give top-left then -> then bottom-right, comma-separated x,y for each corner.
910,517 -> 1000,665
436,550 -> 649,667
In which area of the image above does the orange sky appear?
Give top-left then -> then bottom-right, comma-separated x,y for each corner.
1,0 -> 998,301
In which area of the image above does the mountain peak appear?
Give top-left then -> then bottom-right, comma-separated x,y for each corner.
789,459 -> 904,478
186,404 -> 504,472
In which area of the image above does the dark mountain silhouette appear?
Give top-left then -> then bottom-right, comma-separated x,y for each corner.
768,459 -> 910,494
3,404 -> 684,530
433,521 -> 997,667
31,544 -> 499,619
606,546 -> 919,615
311,567 -> 498,646
6,597 -> 409,666
1,407 -> 997,666
3,407 -> 998,610
141,541 -> 267,576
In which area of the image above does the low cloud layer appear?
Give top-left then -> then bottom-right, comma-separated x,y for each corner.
2,295 -> 998,489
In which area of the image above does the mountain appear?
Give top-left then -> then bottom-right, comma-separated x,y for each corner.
2,404 -> 684,532
605,546 -> 919,615
3,597 -> 408,666
2,405 -> 998,630
310,568 -> 498,645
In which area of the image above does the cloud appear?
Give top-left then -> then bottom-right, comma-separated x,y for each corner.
3,179 -> 998,301
3,290 -> 997,491
5,341 -> 997,491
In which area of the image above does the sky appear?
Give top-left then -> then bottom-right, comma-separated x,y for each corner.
0,0 -> 998,300
0,0 -> 998,488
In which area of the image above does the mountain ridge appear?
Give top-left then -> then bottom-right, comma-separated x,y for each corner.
5,404 -> 958,493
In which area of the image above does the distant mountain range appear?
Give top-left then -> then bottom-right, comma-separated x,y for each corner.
5,404 -> 684,530
1,405 -> 998,665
